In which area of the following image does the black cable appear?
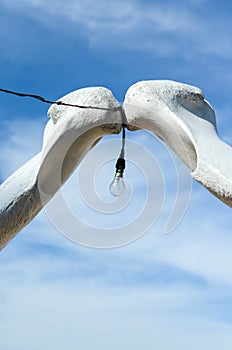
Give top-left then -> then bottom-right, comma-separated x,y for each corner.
119,107 -> 127,158
0,87 -> 120,112
115,107 -> 126,174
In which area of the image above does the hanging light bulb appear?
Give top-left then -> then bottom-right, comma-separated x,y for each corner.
109,158 -> 126,197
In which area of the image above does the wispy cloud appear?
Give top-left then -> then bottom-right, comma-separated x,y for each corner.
1,233 -> 232,350
1,0 -> 232,60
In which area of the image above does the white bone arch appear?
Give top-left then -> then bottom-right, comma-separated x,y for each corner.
124,81 -> 232,206
0,80 -> 231,250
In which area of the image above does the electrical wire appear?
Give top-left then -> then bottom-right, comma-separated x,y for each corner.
114,107 -> 126,175
0,87 -> 120,112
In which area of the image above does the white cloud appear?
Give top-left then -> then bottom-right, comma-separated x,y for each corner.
1,246 -> 232,350
1,0 -> 232,60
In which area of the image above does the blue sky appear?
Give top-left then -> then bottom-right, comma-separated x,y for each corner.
1,0 -> 232,348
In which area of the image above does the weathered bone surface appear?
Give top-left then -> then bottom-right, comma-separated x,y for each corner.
1,80 -> 232,250
124,80 -> 232,207
0,87 -> 121,250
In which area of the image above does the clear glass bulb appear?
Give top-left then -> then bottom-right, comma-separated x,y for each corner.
109,173 -> 126,197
